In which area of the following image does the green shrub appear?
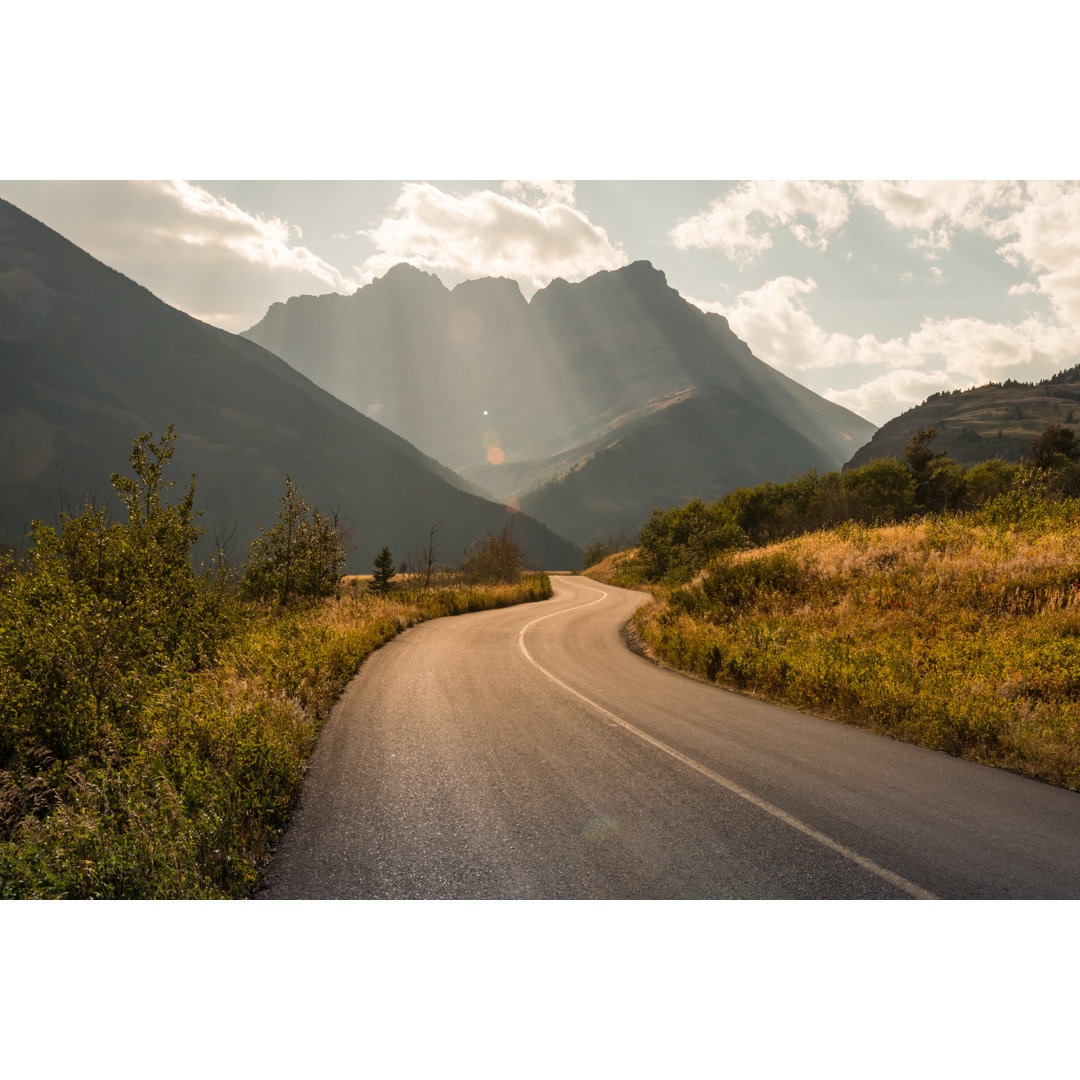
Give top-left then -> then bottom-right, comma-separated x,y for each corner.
637,498 -> 747,582
456,522 -> 529,584
0,427 -> 230,766
241,475 -> 346,604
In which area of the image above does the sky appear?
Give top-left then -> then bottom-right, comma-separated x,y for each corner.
4,177 -> 1080,427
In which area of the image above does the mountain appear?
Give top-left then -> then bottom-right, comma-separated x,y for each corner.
0,198 -> 582,571
844,367 -> 1080,470
517,385 -> 841,544
244,261 -> 877,545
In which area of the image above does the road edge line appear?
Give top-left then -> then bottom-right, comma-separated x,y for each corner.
519,578 -> 938,901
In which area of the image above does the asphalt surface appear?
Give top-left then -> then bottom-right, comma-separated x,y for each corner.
258,576 -> 1080,899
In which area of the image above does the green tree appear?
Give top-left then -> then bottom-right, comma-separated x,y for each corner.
241,476 -> 346,604
905,428 -> 942,476
1028,424 -> 1079,471
903,428 -> 964,511
962,459 -> 1018,507
919,456 -> 965,512
840,458 -> 915,523
637,499 -> 747,582
370,546 -> 396,594
583,541 -> 612,568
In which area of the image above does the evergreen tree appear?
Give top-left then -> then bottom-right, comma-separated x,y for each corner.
370,546 -> 396,594
1028,424 -> 1079,470
904,428 -> 942,476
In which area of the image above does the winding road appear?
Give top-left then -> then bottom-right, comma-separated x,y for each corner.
258,576 -> 1080,899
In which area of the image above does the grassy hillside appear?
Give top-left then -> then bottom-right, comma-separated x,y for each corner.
588,484 -> 1080,791
846,365 -> 1080,469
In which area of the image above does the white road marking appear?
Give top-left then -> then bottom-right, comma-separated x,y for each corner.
519,578 -> 938,900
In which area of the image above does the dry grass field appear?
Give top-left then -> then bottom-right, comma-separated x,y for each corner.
590,494 -> 1080,790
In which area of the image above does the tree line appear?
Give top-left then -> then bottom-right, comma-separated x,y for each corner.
624,424 -> 1080,585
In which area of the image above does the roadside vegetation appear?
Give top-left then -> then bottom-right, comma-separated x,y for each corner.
588,428 -> 1080,791
0,429 -> 549,898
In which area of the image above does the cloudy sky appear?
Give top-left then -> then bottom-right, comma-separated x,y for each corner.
4,178 -> 1078,426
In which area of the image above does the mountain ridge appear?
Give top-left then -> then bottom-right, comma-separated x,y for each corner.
243,260 -> 877,545
0,198 -> 581,570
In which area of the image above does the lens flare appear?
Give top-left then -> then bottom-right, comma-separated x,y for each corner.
504,495 -> 520,514
581,816 -> 618,841
487,445 -> 505,465
448,305 -> 483,344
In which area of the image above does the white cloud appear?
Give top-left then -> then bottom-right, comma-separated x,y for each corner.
0,180 -> 354,330
852,181 -> 1080,327
907,314 -> 1080,385
823,369 -> 958,424
161,181 -> 348,285
855,180 -> 1024,247
358,182 -> 626,293
995,180 -> 1080,324
669,180 -> 850,261
854,179 -> 1080,349
691,274 -> 1080,424
698,276 -> 918,376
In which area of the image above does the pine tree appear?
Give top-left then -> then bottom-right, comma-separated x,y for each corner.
370,546 -> 396,595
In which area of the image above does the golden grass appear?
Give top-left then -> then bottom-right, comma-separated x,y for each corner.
613,512 -> 1080,790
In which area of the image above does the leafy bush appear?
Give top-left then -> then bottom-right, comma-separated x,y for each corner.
0,427 -> 229,766
241,475 -> 346,604
700,551 -> 808,616
583,541 -> 613,568
1028,424 -> 1078,470
456,522 -> 529,584
637,498 -> 748,582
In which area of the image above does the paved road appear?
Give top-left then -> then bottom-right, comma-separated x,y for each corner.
258,576 -> 1080,899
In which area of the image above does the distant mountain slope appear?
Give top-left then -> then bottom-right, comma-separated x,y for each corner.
244,261 -> 876,545
0,198 -> 581,570
845,367 -> 1080,469
518,384 -> 837,544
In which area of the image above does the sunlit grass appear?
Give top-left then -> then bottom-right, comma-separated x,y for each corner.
591,505 -> 1080,790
